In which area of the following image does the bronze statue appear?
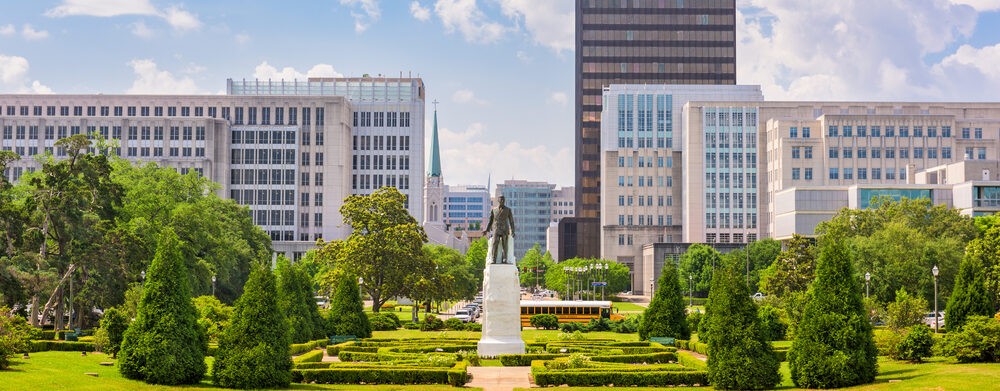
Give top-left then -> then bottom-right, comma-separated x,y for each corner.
483,195 -> 516,264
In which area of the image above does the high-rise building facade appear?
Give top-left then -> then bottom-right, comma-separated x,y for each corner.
568,0 -> 737,260
496,180 -> 559,258
0,93 -> 353,258
227,76 -> 425,222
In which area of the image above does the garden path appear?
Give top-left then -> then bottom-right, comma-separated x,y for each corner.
467,366 -> 532,391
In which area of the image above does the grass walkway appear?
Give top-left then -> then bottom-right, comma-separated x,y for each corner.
3,351 -> 476,391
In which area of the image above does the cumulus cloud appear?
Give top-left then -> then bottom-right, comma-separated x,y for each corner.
435,122 -> 573,187
496,0 -> 574,53
46,0 -> 201,32
253,61 -> 344,80
0,24 -> 15,36
130,21 -> 154,38
434,0 -> 510,43
735,0 -> 995,100
21,25 -> 49,40
0,54 -> 53,93
515,50 -> 532,63
340,0 -> 381,33
547,92 -> 568,106
126,59 -> 202,94
235,33 -> 250,44
452,89 -> 488,105
410,1 -> 431,21
948,0 -> 1000,11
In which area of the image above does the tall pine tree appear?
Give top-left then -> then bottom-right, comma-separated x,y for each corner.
212,263 -> 292,389
277,257 -> 322,343
706,260 -> 781,389
118,228 -> 207,385
945,256 -> 993,331
325,271 -> 372,338
789,241 -> 877,388
639,262 -> 690,340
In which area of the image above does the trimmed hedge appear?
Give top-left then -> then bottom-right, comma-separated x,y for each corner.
531,360 -> 708,387
500,353 -> 570,366
293,350 -> 324,363
290,339 -> 329,355
677,350 -> 708,371
28,340 -> 94,352
291,361 -> 470,387
590,351 -> 676,364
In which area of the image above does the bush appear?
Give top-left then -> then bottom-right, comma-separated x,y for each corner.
118,228 -> 207,385
291,361 -> 470,386
326,273 -> 372,339
945,256 -> 994,332
402,321 -> 420,330
585,317 -> 612,332
686,312 -> 702,332
940,315 -> 1000,362
788,242 -> 877,388
499,353 -> 568,366
465,323 -> 482,331
212,264 -> 293,389
293,350 -> 324,364
639,262 -> 690,341
444,317 -> 465,331
278,258 -> 326,343
874,329 -> 904,358
369,313 -> 400,331
0,307 -> 35,369
531,360 -> 707,387
192,296 -> 233,343
610,315 -> 640,333
420,315 -> 445,331
898,324 -> 934,362
28,340 -> 94,352
705,261 -> 781,390
290,339 -> 329,355
758,305 -> 787,341
530,314 -> 559,330
560,322 -> 586,333
885,288 -> 927,330
98,307 -> 129,358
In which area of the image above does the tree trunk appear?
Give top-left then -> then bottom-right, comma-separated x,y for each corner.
38,264 -> 77,327
54,291 -> 64,331
370,289 -> 381,313
29,295 -> 40,327
411,305 -> 419,323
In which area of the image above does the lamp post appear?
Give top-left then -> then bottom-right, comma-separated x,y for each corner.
649,277 -> 654,299
689,275 -> 693,308
864,272 -> 871,299
932,265 -> 940,334
563,266 -> 571,300
68,268 -> 74,329
211,275 -> 216,297
589,263 -> 595,299
140,270 -> 146,288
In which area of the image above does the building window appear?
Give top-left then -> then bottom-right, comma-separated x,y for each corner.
962,127 -> 970,139
858,168 -> 867,179
828,126 -> 838,137
829,168 -> 839,180
829,148 -> 838,158
790,127 -> 797,138
804,147 -> 812,159
802,127 -> 810,138
804,168 -> 813,180
792,168 -> 800,180
792,147 -> 800,159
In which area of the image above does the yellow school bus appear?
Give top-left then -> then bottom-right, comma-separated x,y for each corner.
519,300 -> 613,327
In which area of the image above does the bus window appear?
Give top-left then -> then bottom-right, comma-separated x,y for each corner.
521,306 -> 527,315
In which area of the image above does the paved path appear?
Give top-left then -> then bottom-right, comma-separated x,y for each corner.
467,366 -> 532,391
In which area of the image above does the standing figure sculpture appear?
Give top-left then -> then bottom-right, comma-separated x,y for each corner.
483,195 -> 516,264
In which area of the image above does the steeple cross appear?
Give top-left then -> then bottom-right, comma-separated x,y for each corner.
432,99 -> 440,111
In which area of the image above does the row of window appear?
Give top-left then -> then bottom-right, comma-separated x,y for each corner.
704,173 -> 758,189
353,111 -> 412,127
790,167 -> 909,181
705,213 -> 758,229
704,152 -> 757,169
231,189 -> 295,206
814,125 -> 968,139
231,130 -> 322,145
0,105 -> 328,127
352,174 -> 410,190
615,214 -> 674,227
232,107 -> 323,126
704,192 -> 757,210
1,125 -> 206,141
704,111 -> 758,127
616,155 -> 674,168
825,147 -> 963,159
353,135 -> 411,151
616,136 -> 673,149
4,145 -> 204,158
617,175 -> 674,187
617,195 -> 673,207
704,131 -> 758,149
352,154 -> 411,171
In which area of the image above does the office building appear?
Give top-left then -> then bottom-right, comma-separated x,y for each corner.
495,179 -> 562,258
0,93 -> 353,258
550,186 -> 576,223
568,0 -> 738,260
227,76 -> 425,223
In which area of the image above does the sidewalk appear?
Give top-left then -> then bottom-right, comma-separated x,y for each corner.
467,366 -> 532,391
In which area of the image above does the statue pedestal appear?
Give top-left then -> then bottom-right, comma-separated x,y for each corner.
477,263 -> 525,357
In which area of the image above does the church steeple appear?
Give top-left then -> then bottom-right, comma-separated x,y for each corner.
429,100 -> 442,178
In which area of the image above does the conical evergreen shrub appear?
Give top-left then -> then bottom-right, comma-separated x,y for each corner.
706,260 -> 781,389
325,272 -> 372,338
788,241 -> 877,388
639,262 -> 690,340
118,228 -> 207,385
277,258 -> 319,343
945,252 -> 993,332
212,263 -> 292,389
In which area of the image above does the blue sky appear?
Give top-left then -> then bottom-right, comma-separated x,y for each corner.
2,0 -> 1000,188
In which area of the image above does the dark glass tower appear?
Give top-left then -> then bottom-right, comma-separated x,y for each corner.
565,0 -> 737,260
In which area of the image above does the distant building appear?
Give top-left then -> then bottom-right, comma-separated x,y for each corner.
496,180 -> 575,259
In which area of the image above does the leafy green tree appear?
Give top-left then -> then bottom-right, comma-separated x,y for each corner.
758,305 -> 788,341
212,264 -> 292,389
639,262 -> 689,340
678,244 -> 720,297
0,306 -> 35,369
466,237 -> 488,287
885,288 -> 927,330
760,234 -> 816,298
945,256 -> 994,331
898,324 -> 934,362
788,241 -> 877,388
424,244 -> 478,301
747,239 -> 782,293
940,315 -> 1000,362
98,307 -> 129,358
192,296 -> 233,342
314,187 -> 432,313
544,258 -> 629,299
277,257 -> 323,343
518,244 -> 554,291
325,271 -> 371,338
118,228 -> 207,385
706,260 -> 781,390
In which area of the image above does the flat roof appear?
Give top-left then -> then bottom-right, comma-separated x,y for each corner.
520,300 -> 611,308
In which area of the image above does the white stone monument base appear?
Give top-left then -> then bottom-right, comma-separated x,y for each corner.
478,336 -> 526,356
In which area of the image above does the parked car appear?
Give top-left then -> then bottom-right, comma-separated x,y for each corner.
454,309 -> 472,323
923,312 -> 945,328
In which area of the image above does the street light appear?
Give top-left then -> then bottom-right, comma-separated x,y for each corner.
140,270 -> 146,288
563,266 -> 571,300
864,272 -> 871,299
649,277 -> 654,299
688,275 -> 693,307
589,263 -> 595,299
932,265 -> 940,334
211,275 -> 217,297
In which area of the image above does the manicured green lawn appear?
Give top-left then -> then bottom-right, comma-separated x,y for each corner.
512,356 -> 1000,390
2,351 -> 476,391
372,328 -> 640,341
612,302 -> 647,311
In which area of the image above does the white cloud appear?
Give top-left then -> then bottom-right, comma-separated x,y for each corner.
252,61 -> 344,80
125,59 -> 202,94
130,21 -> 154,38
547,92 -> 568,106
340,0 -> 381,33
183,62 -> 206,74
435,122 -> 573,187
45,0 -> 159,17
0,54 -> 53,94
21,25 -> 49,40
948,0 -> 1000,11
496,0 -> 574,53
0,24 -> 15,36
235,33 -> 250,44
434,0 -> 510,43
410,1 -> 431,21
163,6 -> 202,31
735,0 -> 992,101
452,89 -> 487,105
936,43 -> 1000,81
46,0 -> 201,32
515,50 -> 532,63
